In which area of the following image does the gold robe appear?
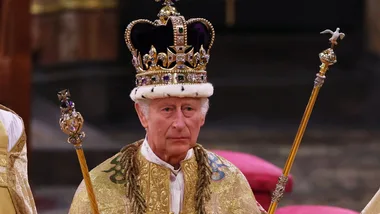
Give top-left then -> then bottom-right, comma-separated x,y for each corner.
362,188 -> 380,214
70,140 -> 266,214
0,105 -> 37,214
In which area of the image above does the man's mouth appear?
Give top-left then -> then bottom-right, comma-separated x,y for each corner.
168,137 -> 189,140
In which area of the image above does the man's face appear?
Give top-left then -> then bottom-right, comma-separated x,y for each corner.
136,97 -> 206,159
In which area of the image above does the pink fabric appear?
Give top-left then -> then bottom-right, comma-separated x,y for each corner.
211,150 -> 293,192
276,205 -> 359,214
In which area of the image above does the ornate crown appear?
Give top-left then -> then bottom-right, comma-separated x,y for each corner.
125,0 -> 215,101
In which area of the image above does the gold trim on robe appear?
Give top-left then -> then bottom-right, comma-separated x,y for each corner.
69,140 -> 264,214
0,104 -> 37,214
0,120 -> 8,188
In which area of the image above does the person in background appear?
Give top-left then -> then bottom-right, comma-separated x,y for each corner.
0,104 -> 37,214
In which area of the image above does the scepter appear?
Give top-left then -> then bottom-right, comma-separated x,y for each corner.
57,89 -> 100,214
267,28 -> 346,214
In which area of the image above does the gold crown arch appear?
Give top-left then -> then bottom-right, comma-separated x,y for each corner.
124,0 -> 215,87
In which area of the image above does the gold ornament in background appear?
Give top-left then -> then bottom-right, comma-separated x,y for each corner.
31,0 -> 117,15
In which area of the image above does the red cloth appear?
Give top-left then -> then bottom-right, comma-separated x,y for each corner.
254,193 -> 272,211
276,205 -> 359,214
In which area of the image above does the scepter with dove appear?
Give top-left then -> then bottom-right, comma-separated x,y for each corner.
267,28 -> 346,214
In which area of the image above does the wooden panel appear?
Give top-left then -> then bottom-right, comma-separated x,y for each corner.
32,9 -> 118,66
366,0 -> 380,56
0,0 -> 32,141
32,13 -> 60,66
0,57 -> 10,104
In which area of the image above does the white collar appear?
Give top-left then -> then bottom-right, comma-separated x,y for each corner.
140,137 -> 194,174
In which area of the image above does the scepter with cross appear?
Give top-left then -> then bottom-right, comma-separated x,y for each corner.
57,89 -> 100,214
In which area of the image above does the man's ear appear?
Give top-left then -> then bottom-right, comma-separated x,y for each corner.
200,114 -> 206,127
135,103 -> 148,129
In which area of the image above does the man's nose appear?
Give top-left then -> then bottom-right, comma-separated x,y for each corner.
172,109 -> 185,130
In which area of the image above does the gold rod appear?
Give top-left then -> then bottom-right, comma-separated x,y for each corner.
284,85 -> 322,175
267,67 -> 325,214
267,27 -> 345,214
57,89 -> 100,214
76,147 -> 100,214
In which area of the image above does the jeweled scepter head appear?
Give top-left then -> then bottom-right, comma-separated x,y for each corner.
57,89 -> 86,148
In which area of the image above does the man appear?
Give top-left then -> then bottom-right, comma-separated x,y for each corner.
362,188 -> 380,214
69,0 -> 267,213
0,104 -> 37,214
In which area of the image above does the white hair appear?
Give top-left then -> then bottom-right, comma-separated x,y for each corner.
136,98 -> 210,118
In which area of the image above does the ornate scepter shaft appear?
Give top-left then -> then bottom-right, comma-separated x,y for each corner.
267,28 -> 345,214
57,89 -> 100,214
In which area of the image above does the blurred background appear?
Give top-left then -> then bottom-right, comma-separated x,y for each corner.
1,0 -> 380,213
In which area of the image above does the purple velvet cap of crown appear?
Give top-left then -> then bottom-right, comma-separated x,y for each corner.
130,19 -> 212,68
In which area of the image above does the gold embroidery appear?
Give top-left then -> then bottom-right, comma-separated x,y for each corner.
0,155 -> 6,167
181,159 -> 198,214
0,114 -> 8,169
0,153 -> 6,188
137,151 -> 171,214
0,116 -> 8,189
0,172 -> 6,187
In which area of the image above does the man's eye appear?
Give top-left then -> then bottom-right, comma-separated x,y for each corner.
184,107 -> 193,111
163,107 -> 171,112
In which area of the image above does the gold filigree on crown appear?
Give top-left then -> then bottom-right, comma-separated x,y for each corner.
124,0 -> 215,87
